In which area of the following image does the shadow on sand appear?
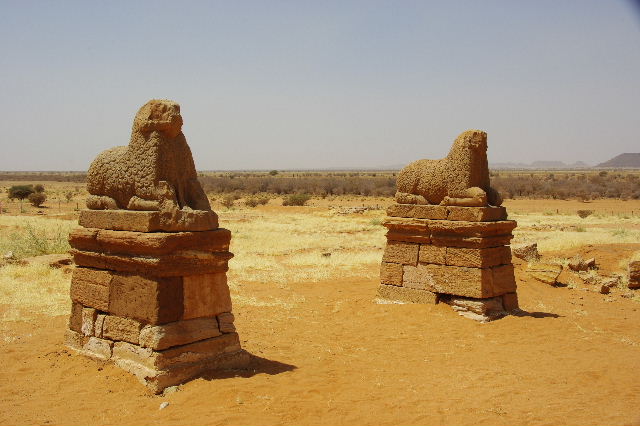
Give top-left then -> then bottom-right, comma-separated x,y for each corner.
512,310 -> 561,319
199,353 -> 297,381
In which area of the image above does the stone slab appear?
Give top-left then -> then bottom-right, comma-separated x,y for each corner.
377,284 -> 439,304
446,206 -> 507,222
502,292 -> 520,312
78,209 -> 218,232
81,307 -> 97,336
428,220 -> 516,238
183,273 -> 233,320
380,262 -> 403,286
387,204 -> 507,222
112,332 -> 242,371
70,249 -> 233,277
69,228 -> 231,256
382,241 -> 419,266
385,230 -> 431,244
139,317 -> 221,350
386,204 -> 447,220
382,217 -> 430,231
431,234 -> 513,249
68,302 -> 83,333
109,274 -> 183,325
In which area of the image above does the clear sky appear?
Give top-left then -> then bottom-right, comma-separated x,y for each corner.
0,1 -> 639,171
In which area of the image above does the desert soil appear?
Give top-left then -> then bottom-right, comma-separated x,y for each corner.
1,245 -> 640,426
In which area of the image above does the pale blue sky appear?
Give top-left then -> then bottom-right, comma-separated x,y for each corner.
0,1 -> 639,170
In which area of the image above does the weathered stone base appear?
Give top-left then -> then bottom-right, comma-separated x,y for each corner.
67,225 -> 246,392
65,327 -> 250,394
378,205 -> 518,321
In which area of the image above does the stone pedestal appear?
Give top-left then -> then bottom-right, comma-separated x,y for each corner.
378,204 -> 519,321
65,210 -> 249,393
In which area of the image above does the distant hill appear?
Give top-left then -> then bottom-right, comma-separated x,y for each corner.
596,153 -> 640,168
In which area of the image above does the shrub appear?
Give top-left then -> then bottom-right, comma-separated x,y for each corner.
283,193 -> 311,206
269,170 -> 279,176
8,185 -> 34,200
245,197 -> 259,208
34,184 -> 45,193
221,195 -> 235,208
28,192 -> 47,207
64,191 -> 74,202
577,209 -> 593,219
257,196 -> 270,205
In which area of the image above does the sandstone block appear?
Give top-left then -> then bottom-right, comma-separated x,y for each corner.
409,263 -> 515,298
418,244 -> 447,265
103,315 -> 143,344
95,314 -> 106,338
78,209 -> 218,232
68,302 -> 83,333
109,274 -> 183,324
386,204 -> 448,220
217,313 -> 236,334
70,267 -> 111,311
527,263 -> 562,285
382,241 -> 419,266
113,332 -> 241,370
69,228 -> 231,256
444,295 -> 506,322
445,246 -> 512,268
81,308 -> 97,336
139,317 -> 221,350
512,242 -> 540,261
380,262 -> 403,286
183,273 -> 233,320
402,265 -> 435,290
83,337 -> 113,360
70,249 -> 233,277
377,284 -> 438,304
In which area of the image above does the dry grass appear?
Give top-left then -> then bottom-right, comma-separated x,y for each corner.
0,216 -> 77,259
511,211 -> 640,252
0,263 -> 71,323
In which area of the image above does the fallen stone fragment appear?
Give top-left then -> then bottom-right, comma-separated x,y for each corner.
512,242 -> 540,261
568,255 -> 596,272
527,263 -> 562,285
628,260 -> 640,289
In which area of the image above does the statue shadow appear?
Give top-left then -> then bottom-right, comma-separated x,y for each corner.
512,310 -> 561,319
198,353 -> 296,382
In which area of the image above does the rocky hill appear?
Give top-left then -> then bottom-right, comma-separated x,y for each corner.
596,153 -> 640,168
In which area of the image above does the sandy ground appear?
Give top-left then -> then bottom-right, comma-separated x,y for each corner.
1,245 -> 640,426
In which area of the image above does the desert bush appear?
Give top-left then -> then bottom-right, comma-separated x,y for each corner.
33,184 -> 45,193
64,191 -> 74,202
577,210 -> 593,219
244,197 -> 260,208
221,195 -> 235,208
283,194 -> 311,206
28,192 -> 47,207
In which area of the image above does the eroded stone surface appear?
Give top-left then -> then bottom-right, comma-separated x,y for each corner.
395,130 -> 502,207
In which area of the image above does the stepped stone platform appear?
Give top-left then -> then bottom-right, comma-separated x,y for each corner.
378,205 -> 519,321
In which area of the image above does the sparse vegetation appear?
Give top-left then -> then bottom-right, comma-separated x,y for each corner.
27,192 -> 46,207
282,193 -> 311,206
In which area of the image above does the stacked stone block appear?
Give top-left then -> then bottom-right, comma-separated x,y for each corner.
378,204 -> 519,320
65,210 -> 249,393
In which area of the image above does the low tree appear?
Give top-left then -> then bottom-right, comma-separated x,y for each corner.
34,184 -> 45,193
8,185 -> 34,200
269,170 -> 279,176
282,193 -> 311,206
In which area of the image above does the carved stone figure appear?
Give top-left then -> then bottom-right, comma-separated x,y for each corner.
86,99 -> 211,212
395,130 -> 502,207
